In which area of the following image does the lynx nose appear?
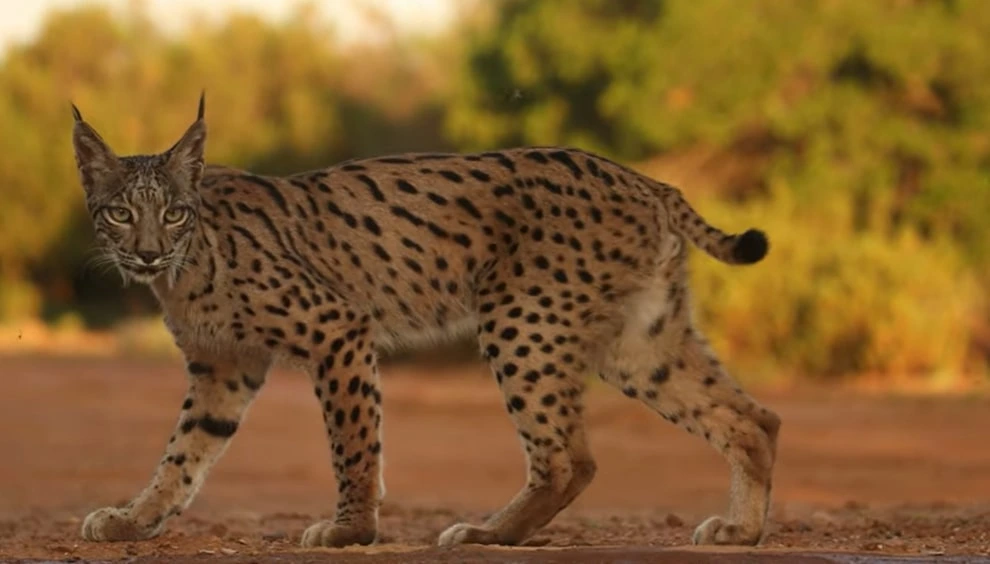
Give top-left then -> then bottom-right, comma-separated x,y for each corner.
136,250 -> 161,265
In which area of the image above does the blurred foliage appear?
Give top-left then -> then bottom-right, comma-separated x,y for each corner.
0,0 -> 987,383
0,1 -> 456,325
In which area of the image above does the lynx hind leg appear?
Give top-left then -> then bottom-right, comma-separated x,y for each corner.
601,283 -> 780,546
439,293 -> 599,547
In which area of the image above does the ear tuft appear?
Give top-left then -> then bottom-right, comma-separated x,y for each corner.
197,90 -> 205,121
71,102 -> 83,123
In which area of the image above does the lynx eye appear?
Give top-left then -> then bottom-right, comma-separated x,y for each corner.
163,206 -> 189,225
104,206 -> 133,224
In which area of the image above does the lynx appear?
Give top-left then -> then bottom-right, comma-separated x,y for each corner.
72,94 -> 780,548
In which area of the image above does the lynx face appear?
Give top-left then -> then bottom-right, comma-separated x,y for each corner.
71,97 -> 206,284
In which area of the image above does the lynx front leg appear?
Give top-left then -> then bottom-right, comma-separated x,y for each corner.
81,352 -> 270,542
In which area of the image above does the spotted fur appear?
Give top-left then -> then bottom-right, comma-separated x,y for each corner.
73,95 -> 780,548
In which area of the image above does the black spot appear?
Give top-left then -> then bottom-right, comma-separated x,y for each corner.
493,184 -> 514,197
481,151 -> 516,172
289,346 -> 310,359
426,222 -> 450,239
355,174 -> 386,202
362,216 -> 382,236
439,170 -> 464,183
509,395 -> 526,411
541,394 -> 557,407
469,169 -> 491,182
187,362 -> 213,376
500,327 -> 519,340
426,192 -> 449,205
452,233 -> 472,248
391,205 -> 425,227
651,365 -> 671,384
242,175 -> 289,215
455,197 -> 483,219
548,150 -> 583,179
372,244 -> 392,262
198,415 -> 239,438
264,305 -> 289,316
648,316 -> 666,337
524,151 -> 549,164
396,179 -> 419,194
181,398 -> 193,410
403,257 -> 423,274
494,210 -> 517,228
416,153 -> 456,161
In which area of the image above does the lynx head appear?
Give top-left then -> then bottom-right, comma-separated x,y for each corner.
71,93 -> 207,286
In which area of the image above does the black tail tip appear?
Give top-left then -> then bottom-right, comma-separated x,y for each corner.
733,229 -> 769,264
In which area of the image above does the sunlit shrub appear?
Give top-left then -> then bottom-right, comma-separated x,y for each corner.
689,186 -> 982,383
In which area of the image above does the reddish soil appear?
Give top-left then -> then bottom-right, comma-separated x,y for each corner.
1,356 -> 989,563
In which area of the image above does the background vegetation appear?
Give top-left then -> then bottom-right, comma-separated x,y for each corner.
1,0 -> 987,387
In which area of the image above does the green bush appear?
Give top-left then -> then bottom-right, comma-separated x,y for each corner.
689,185 -> 982,382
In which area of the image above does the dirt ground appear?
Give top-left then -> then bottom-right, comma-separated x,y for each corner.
1,356 -> 989,563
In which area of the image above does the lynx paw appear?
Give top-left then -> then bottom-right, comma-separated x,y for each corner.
692,515 -> 762,546
437,523 -> 502,546
81,507 -> 160,542
300,520 -> 376,548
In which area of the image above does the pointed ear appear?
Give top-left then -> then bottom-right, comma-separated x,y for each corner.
71,103 -> 121,195
165,92 -> 207,189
